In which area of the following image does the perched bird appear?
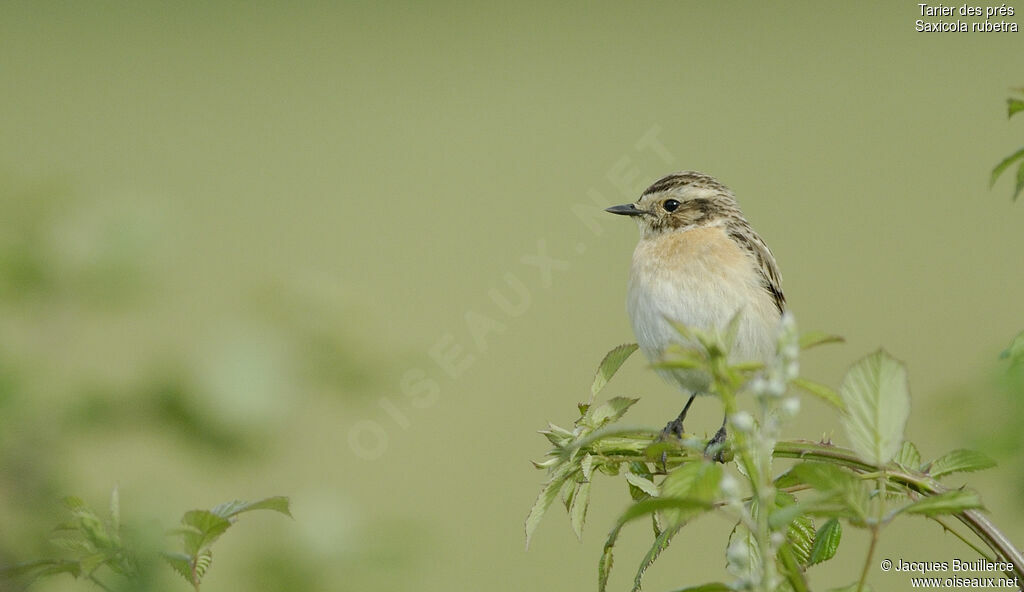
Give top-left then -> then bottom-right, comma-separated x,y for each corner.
606,171 -> 785,459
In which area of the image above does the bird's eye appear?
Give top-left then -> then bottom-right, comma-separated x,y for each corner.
662,199 -> 680,212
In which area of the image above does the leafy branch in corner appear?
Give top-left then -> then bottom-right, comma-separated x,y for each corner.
526,317 -> 1023,592
0,489 -> 291,591
991,87 -> 1024,200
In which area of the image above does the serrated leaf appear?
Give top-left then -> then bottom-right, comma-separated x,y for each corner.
194,548 -> 213,581
808,518 -> 842,566
991,147 -> 1024,188
792,377 -> 845,411
632,524 -> 682,592
163,552 -> 192,583
839,350 -> 910,465
210,496 -> 292,519
591,343 -> 639,400
598,498 -> 713,592
569,481 -> 591,540
799,332 -> 845,350
929,449 -> 996,478
660,462 -> 721,527
1008,97 -> 1024,118
898,490 -> 983,517
525,466 -> 576,549
895,441 -> 922,472
581,453 -> 595,481
179,510 -> 231,555
587,396 -> 639,427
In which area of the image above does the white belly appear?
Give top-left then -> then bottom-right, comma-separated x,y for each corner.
626,227 -> 780,394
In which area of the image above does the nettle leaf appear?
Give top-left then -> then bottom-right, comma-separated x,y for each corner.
929,449 -> 996,478
591,343 -> 639,400
808,518 -> 842,566
210,496 -> 292,520
895,441 -> 922,472
898,490 -> 983,517
164,552 -> 192,583
799,332 -> 845,351
791,377 -> 845,411
839,350 -> 910,466
787,462 -> 870,525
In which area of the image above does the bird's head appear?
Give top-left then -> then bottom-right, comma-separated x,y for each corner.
606,171 -> 741,238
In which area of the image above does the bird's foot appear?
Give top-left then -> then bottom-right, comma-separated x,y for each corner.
703,426 -> 728,463
655,417 -> 685,471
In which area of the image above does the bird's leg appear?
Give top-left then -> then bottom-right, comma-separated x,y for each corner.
657,394 -> 696,470
704,415 -> 728,463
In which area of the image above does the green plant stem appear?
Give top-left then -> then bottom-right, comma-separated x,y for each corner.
568,437 -> 1024,583
89,575 -> 115,592
856,527 -> 879,592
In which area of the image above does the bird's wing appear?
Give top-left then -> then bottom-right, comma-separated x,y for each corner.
726,223 -> 785,315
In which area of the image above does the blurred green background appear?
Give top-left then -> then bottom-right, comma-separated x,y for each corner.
2,2 -> 1023,590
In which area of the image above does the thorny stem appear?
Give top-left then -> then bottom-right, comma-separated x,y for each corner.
559,435 -> 1024,584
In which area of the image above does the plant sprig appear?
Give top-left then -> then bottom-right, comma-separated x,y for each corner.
526,321 -> 1022,591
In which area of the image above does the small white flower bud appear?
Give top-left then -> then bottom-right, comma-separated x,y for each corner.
730,411 -> 754,432
719,473 -> 740,500
781,397 -> 800,417
770,532 -> 786,548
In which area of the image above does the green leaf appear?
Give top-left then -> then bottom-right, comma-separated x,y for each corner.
929,449 -> 996,478
799,332 -> 845,350
194,548 -> 213,581
808,518 -> 842,566
586,396 -> 640,428
597,498 -> 713,592
210,496 -> 292,519
898,490 -> 983,517
792,377 -> 845,411
179,510 -> 232,555
895,441 -> 922,472
525,465 -> 577,549
660,462 -> 722,527
1008,97 -> 1024,118
591,343 -> 639,400
632,524 -> 682,592
569,480 -> 591,540
991,147 -> 1024,188
839,350 -> 910,465
624,471 -> 659,497
163,552 -> 192,583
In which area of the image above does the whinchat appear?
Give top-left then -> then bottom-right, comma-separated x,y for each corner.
606,171 -> 785,459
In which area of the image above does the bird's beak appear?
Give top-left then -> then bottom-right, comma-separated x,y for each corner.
605,203 -> 646,217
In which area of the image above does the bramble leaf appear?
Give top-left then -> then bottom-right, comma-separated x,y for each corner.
839,350 -> 910,465
792,377 -> 845,411
898,490 -> 983,517
895,441 -> 922,472
928,449 -> 996,478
